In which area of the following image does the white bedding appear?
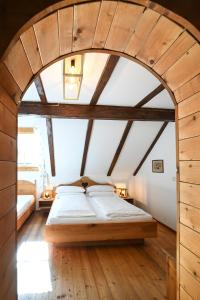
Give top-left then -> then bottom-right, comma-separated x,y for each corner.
53,193 -> 96,218
17,195 -> 34,219
47,195 -> 153,225
92,194 -> 146,218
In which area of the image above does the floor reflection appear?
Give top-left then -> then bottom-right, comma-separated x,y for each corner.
17,241 -> 52,295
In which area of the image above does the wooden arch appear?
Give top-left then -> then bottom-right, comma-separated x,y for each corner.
0,1 -> 200,299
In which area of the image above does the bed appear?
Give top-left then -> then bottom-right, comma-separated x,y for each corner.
45,177 -> 157,246
17,180 -> 36,230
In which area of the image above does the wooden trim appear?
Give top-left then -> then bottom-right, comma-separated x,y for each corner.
133,122 -> 168,176
90,55 -> 119,105
17,166 -> 39,172
19,102 -> 175,122
46,118 -> 56,176
80,120 -> 93,176
45,219 -> 157,246
18,127 -> 34,134
107,120 -> 133,176
134,84 -> 165,108
34,75 -> 47,103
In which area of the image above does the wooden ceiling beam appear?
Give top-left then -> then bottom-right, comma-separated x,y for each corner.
90,55 -> 119,105
80,120 -> 94,176
133,122 -> 168,176
34,75 -> 48,103
107,121 -> 133,176
134,84 -> 165,108
46,118 -> 56,177
19,102 -> 175,122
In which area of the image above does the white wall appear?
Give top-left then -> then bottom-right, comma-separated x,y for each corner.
128,123 -> 176,230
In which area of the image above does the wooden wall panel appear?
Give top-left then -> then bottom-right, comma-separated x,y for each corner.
180,202 -> 200,233
180,161 -> 200,184
137,16 -> 183,66
180,287 -> 192,300
3,40 -> 33,91
0,186 -> 16,219
34,13 -> 60,66
0,85 -> 17,115
153,31 -> 195,75
58,7 -> 73,56
180,182 -> 200,209
180,223 -> 200,258
180,266 -> 200,298
20,26 -> 43,74
164,43 -> 200,91
174,74 -> 200,103
0,234 -> 16,300
73,2 -> 100,52
0,209 -> 16,250
0,162 -> 16,191
0,63 -> 22,103
178,91 -> 200,119
0,102 -> 16,138
0,132 -> 16,162
105,2 -> 144,52
179,136 -> 200,161
125,9 -> 160,57
180,245 -> 200,283
179,111 -> 200,140
93,1 -> 117,49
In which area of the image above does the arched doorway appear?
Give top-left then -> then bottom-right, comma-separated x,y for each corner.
0,1 -> 200,299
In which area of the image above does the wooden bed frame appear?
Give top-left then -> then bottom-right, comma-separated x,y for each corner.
17,180 -> 36,231
45,177 -> 157,246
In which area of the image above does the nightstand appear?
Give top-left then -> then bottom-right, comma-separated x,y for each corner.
122,197 -> 135,205
38,198 -> 54,211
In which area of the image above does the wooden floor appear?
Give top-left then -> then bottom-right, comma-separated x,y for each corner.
17,212 -> 176,300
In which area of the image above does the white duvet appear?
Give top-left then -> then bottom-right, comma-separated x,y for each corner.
17,195 -> 34,218
91,194 -> 146,218
54,193 -> 96,218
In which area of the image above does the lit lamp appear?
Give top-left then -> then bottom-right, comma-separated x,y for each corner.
63,55 -> 83,100
43,185 -> 53,199
116,183 -> 128,198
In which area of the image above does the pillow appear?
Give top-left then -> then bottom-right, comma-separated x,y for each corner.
86,185 -> 114,192
88,191 -> 115,198
56,186 -> 85,194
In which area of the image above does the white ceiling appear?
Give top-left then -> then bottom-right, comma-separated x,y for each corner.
19,52 -> 175,184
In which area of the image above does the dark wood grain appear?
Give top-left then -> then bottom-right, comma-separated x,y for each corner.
34,75 -> 47,103
90,55 -> 119,105
46,118 -> 56,176
107,121 -> 133,176
133,122 -> 168,176
80,120 -> 93,176
134,84 -> 165,108
19,102 -> 175,121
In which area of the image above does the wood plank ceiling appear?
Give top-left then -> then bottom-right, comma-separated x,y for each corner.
19,53 -> 175,177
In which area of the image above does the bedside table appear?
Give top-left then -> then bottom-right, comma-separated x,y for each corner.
122,197 -> 135,205
38,198 -> 54,211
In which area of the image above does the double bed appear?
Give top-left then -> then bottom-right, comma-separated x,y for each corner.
17,180 -> 36,230
45,177 -> 157,246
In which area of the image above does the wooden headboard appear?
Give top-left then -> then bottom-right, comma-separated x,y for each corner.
17,180 -> 36,197
57,176 -> 115,189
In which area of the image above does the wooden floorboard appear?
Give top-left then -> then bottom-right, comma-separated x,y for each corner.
17,212 -> 176,300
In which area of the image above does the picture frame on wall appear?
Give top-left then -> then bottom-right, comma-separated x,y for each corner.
152,160 -> 164,173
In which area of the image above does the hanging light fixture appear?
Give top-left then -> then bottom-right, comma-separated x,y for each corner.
63,55 -> 83,100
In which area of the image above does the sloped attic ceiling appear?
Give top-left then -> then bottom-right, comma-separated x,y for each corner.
19,52 -> 175,184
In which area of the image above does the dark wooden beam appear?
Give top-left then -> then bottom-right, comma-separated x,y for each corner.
107,121 -> 133,176
90,55 -> 120,105
133,122 -> 168,176
46,118 -> 56,176
19,102 -> 175,122
134,84 -> 165,108
34,75 -> 47,103
80,120 -> 94,176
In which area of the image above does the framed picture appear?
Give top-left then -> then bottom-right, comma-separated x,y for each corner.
152,160 -> 164,173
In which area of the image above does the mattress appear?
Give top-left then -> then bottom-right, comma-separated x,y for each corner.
17,195 -> 34,219
46,195 -> 153,225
